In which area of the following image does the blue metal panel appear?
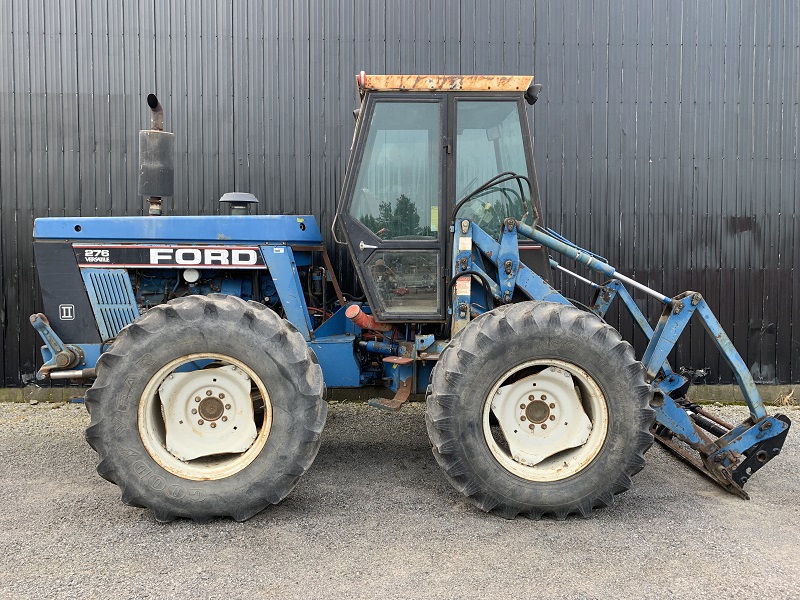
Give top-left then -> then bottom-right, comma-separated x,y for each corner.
451,225 -> 476,332
496,225 -> 521,302
261,245 -> 314,340
651,396 -> 703,447
514,266 -> 571,306
383,360 -> 413,395
711,417 -> 781,458
309,335 -> 361,388
415,360 -> 435,394
33,215 -> 323,245
470,222 -> 569,305
80,269 -> 140,341
312,305 -> 358,338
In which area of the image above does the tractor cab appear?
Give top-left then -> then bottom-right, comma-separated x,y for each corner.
335,74 -> 550,323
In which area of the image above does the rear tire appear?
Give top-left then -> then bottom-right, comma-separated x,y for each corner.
85,295 -> 326,522
426,301 -> 653,519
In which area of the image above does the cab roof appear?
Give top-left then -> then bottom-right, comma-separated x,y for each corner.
356,72 -> 534,96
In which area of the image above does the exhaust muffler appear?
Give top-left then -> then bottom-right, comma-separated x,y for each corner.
138,94 -> 175,215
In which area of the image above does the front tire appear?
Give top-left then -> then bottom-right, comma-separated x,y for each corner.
426,301 -> 654,519
85,295 -> 326,522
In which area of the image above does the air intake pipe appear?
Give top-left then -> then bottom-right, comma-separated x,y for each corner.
345,305 -> 394,332
138,94 -> 175,215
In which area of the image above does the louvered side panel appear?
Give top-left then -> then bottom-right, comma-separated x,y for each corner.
80,269 -> 140,341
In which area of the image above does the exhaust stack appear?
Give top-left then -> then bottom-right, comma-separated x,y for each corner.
138,94 -> 175,216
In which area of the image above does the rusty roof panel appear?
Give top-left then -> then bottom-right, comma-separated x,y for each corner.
357,74 -> 534,94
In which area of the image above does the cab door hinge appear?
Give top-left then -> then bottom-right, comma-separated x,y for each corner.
443,137 -> 452,154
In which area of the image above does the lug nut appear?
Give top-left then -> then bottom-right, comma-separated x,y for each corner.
198,419 -> 204,425
541,395 -> 547,401
520,416 -> 526,421
222,416 -> 228,422
206,390 -> 213,396
195,397 -> 200,403
528,395 -> 534,401
210,422 -> 217,428
549,403 -> 555,409
219,393 -> 225,399
191,409 -> 197,414
520,404 -> 526,409
541,424 -> 547,430
549,415 -> 556,421
225,404 -> 231,410
528,424 -> 535,430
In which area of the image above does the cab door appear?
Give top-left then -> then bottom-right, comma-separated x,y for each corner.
338,95 -> 447,322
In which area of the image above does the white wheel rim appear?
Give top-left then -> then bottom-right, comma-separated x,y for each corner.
138,353 -> 273,481
482,359 -> 609,482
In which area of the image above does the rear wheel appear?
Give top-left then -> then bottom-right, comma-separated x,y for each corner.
426,301 -> 654,519
85,295 -> 326,522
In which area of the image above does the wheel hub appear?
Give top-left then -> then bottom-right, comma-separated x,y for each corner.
525,399 -> 550,424
198,396 -> 225,421
491,366 -> 593,467
157,364 -> 258,461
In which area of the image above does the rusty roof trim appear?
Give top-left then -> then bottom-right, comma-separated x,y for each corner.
356,74 -> 534,95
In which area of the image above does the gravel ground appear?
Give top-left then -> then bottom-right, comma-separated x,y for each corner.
0,400 -> 798,600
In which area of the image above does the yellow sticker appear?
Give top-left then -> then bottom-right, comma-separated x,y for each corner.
430,206 -> 439,232
296,217 -> 305,223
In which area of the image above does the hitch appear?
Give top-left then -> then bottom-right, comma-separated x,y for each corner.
29,313 -> 87,379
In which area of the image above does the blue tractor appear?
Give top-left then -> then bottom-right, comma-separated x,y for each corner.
30,74 -> 790,522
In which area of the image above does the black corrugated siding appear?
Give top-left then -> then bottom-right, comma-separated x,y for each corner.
1,0 -> 798,385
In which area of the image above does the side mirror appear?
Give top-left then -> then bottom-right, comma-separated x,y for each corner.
525,83 -> 543,105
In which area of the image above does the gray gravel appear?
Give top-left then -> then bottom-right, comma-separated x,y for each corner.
1,400 -> 798,599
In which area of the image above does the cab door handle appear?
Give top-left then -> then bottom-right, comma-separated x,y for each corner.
359,241 -> 378,251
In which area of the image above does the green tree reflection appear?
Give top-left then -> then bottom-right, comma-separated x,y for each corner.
362,194 -> 432,239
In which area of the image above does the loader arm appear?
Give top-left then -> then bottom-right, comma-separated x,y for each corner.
450,208 -> 791,499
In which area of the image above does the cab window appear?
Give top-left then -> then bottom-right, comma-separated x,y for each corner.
348,101 -> 441,241
455,100 -> 531,236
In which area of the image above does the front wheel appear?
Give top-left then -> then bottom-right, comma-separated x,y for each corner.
85,295 -> 326,522
426,301 -> 654,519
